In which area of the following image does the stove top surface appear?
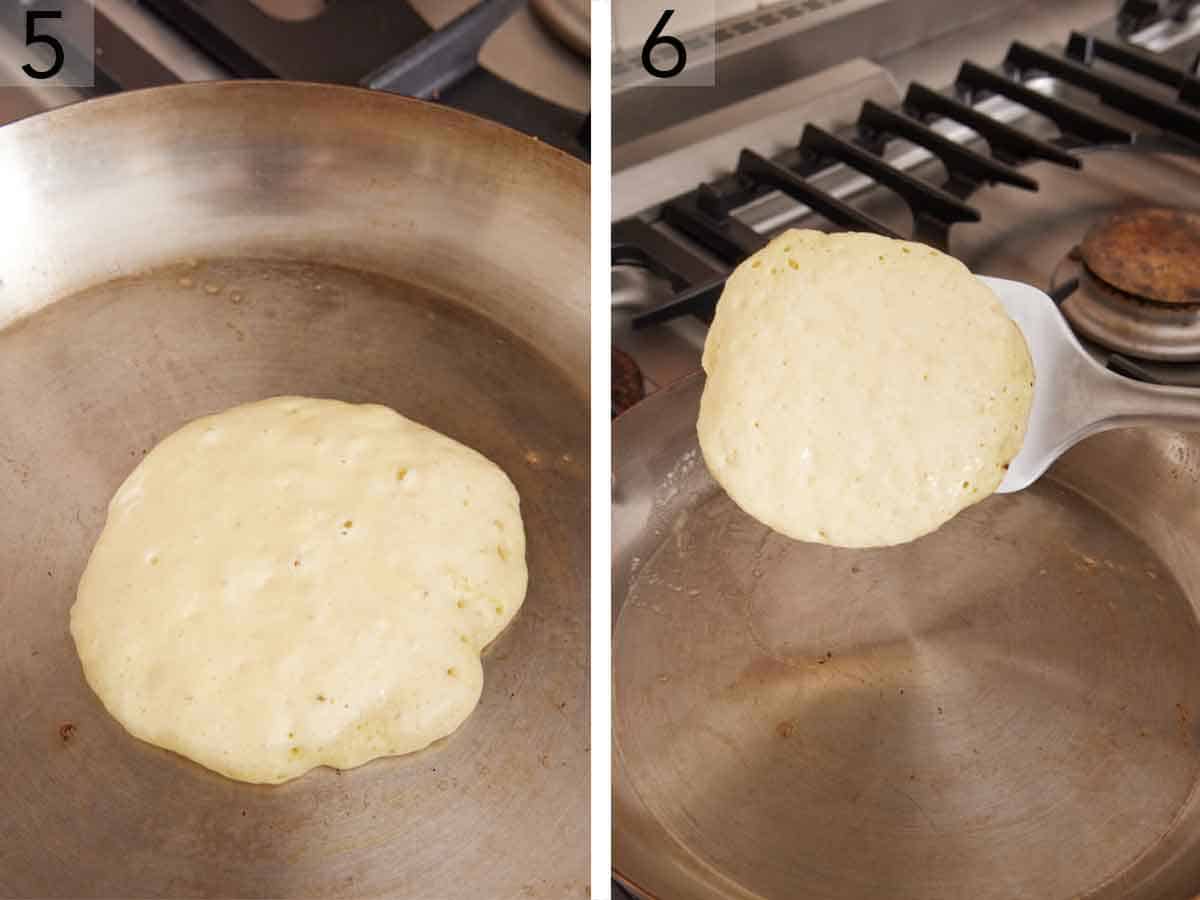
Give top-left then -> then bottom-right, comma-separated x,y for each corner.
0,0 -> 588,158
612,1 -> 1200,409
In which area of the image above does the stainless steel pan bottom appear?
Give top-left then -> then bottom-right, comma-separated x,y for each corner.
614,373 -> 1200,900
0,257 -> 589,898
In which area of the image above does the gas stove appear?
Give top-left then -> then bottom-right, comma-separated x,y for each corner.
611,0 -> 1200,418
0,0 -> 589,158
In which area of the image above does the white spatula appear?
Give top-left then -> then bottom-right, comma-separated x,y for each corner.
984,276 -> 1200,492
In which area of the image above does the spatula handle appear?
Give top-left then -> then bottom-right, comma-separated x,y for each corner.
1092,365 -> 1200,431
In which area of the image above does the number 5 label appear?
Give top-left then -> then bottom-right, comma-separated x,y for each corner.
0,3 -> 94,87
23,11 -> 66,80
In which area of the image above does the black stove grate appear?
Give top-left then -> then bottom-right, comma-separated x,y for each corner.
139,0 -> 430,83
130,0 -> 589,159
616,8 -> 1200,331
1004,41 -> 1200,138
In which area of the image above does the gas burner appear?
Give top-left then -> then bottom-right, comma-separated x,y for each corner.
1051,207 -> 1200,361
1083,207 -> 1200,303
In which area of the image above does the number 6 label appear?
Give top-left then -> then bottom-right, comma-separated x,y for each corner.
623,2 -> 715,88
642,11 -> 687,79
0,3 -> 94,87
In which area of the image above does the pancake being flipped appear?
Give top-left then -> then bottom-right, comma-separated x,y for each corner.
71,396 -> 527,784
697,229 -> 1034,548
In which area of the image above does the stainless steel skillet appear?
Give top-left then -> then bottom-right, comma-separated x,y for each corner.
614,370 -> 1200,900
0,82 -> 588,899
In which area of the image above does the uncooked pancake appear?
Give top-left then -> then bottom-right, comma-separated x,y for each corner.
698,230 -> 1034,548
71,397 -> 527,784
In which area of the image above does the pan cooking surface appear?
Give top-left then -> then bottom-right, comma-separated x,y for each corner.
0,258 -> 588,898
614,375 -> 1200,900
